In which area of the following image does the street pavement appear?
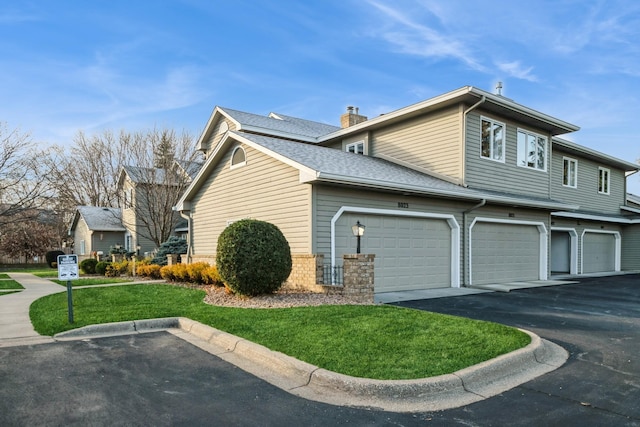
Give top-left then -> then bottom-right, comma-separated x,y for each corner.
0,274 -> 638,425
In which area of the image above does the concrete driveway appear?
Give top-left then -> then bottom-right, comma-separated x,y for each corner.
393,274 -> 640,426
0,275 -> 638,425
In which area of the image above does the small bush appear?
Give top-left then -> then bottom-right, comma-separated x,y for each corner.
160,265 -> 174,281
105,260 -> 129,277
45,250 -> 65,269
138,264 -> 161,279
79,258 -> 98,274
203,265 -> 224,286
186,262 -> 209,285
216,219 -> 292,296
95,261 -> 111,276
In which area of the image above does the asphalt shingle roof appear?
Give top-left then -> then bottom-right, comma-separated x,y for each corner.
235,133 -> 575,209
76,206 -> 125,231
220,107 -> 340,139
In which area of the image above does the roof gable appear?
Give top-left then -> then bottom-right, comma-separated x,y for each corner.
70,206 -> 125,233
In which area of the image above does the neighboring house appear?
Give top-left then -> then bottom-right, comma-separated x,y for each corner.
175,86 -> 640,294
117,161 -> 202,256
69,206 -> 125,261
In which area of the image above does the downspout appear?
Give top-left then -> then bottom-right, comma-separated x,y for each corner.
178,210 -> 192,264
462,199 -> 486,286
462,95 -> 486,187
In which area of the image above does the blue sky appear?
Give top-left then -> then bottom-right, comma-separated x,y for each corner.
2,1 -> 640,193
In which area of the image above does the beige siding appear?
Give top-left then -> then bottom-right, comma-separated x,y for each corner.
551,149 -> 627,214
371,106 -> 462,180
465,110 -> 552,198
73,218 -> 92,256
203,118 -> 236,157
190,144 -> 311,256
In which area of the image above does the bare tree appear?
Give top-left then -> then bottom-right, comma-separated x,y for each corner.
0,123 -> 51,227
119,128 -> 201,247
45,127 -> 201,249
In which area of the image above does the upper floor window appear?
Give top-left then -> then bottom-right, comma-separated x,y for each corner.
346,141 -> 364,155
517,129 -> 547,171
598,167 -> 610,194
230,146 -> 246,168
123,188 -> 133,209
480,117 -> 505,162
563,157 -> 577,188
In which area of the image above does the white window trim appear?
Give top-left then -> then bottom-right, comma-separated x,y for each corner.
562,156 -> 578,188
517,128 -> 547,172
230,146 -> 247,169
598,167 -> 610,195
480,116 -> 506,163
345,140 -> 365,155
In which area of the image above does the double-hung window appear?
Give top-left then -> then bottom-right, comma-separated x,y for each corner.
563,157 -> 577,188
598,167 -> 610,194
517,129 -> 547,171
480,117 -> 504,162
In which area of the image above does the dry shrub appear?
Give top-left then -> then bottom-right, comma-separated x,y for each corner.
186,262 -> 210,285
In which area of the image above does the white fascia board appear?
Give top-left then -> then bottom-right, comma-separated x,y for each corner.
620,205 -> 640,214
319,87 -> 474,141
195,107 -> 243,151
468,87 -> 579,133
554,137 -> 640,171
552,211 -> 633,224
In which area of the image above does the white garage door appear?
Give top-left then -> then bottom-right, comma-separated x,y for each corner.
583,232 -> 616,273
335,213 -> 452,292
471,222 -> 540,285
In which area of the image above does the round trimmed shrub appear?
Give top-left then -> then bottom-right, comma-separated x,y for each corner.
45,250 -> 65,268
95,261 -> 111,276
216,219 -> 291,296
79,258 -> 98,274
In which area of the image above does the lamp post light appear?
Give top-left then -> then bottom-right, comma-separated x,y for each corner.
351,221 -> 366,254
136,245 -> 141,257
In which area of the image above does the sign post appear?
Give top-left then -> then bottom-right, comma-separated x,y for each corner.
57,254 -> 79,323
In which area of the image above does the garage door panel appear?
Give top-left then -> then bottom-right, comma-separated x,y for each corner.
335,213 -> 452,292
472,222 -> 540,285
583,233 -> 616,273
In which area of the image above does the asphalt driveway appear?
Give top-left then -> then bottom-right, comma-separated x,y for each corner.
393,274 -> 640,426
0,274 -> 638,426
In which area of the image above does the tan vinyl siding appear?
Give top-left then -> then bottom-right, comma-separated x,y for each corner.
371,106 -> 462,180
465,110 -> 551,198
551,149 -> 626,214
190,144 -> 311,256
203,118 -> 236,157
73,218 -> 91,257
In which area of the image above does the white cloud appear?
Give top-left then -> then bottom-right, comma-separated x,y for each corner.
495,61 -> 537,82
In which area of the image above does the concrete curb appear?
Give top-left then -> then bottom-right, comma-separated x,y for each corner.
53,317 -> 568,412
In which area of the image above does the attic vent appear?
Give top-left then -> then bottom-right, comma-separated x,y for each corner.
102,208 -> 110,211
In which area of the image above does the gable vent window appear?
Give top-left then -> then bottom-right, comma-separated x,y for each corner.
346,141 -> 365,155
230,146 -> 246,169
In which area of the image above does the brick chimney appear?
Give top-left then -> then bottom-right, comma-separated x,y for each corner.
340,106 -> 368,128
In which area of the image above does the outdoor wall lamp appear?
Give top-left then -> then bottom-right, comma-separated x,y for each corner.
136,245 -> 141,256
351,220 -> 366,254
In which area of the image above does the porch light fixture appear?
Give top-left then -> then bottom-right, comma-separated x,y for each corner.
351,221 -> 366,254
136,245 -> 141,256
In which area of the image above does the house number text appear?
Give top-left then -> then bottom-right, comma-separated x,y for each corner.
397,202 -> 409,208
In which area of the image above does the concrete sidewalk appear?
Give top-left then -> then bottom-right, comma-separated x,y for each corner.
0,273 -> 63,347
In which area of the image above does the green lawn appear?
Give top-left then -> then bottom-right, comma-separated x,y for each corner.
0,279 -> 24,290
30,284 -> 530,380
51,278 -> 131,287
7,268 -> 58,278
0,273 -> 10,279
